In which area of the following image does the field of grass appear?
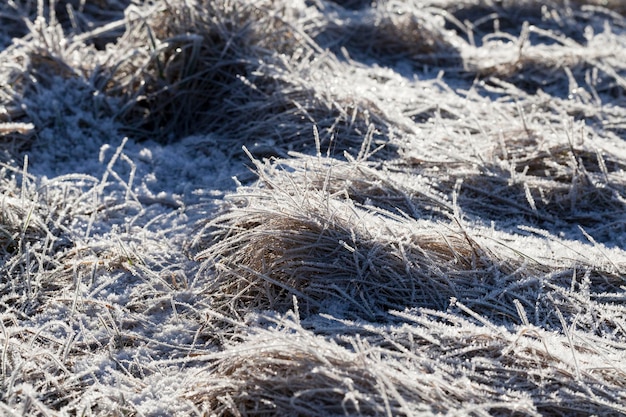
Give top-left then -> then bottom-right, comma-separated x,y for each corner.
1,0 -> 626,415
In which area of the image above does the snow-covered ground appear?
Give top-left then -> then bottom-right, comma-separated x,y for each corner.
1,0 -> 626,415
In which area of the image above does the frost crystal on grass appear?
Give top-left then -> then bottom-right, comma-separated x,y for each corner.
1,0 -> 626,416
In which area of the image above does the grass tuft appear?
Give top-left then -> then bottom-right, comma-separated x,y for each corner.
1,0 -> 626,415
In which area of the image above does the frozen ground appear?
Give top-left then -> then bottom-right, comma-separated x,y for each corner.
1,0 -> 626,415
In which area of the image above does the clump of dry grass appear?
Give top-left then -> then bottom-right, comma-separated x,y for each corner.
192,150 -> 624,334
186,314 -> 462,416
185,308 -> 626,416
95,0 -> 255,140
191,153 -> 540,322
26,0 -> 396,157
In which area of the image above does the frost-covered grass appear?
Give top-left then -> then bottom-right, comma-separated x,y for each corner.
1,0 -> 626,415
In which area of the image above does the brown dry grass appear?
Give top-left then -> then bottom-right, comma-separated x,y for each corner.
1,0 -> 626,415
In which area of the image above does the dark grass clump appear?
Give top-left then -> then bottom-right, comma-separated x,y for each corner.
198,65 -> 398,160
314,2 -> 461,68
78,0 -> 399,157
324,0 -> 375,11
98,0 -> 256,141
